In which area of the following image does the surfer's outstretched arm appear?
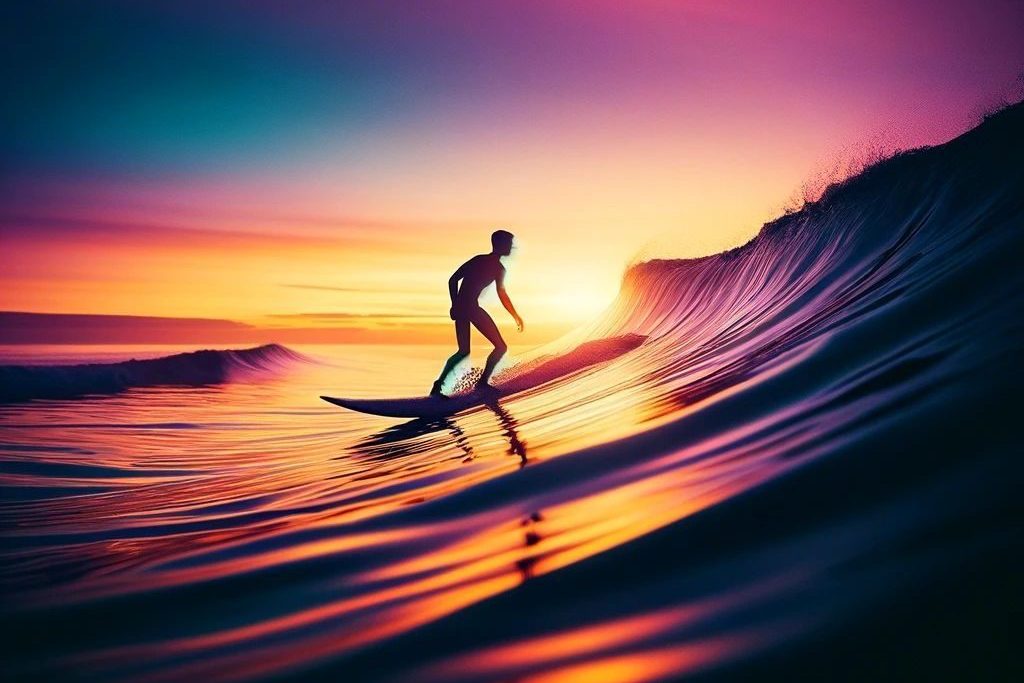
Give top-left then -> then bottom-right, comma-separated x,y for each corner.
496,270 -> 524,332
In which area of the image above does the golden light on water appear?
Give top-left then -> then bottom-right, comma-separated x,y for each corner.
0,338 -> 813,680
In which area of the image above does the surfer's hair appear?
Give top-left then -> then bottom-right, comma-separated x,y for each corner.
491,229 -> 514,250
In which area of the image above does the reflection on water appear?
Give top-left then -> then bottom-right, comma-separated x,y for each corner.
1,342 -> 695,682
491,401 -> 528,466
0,341 -> 782,682
352,400 -> 527,468
516,510 -> 544,582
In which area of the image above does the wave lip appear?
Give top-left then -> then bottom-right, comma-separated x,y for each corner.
0,343 -> 308,403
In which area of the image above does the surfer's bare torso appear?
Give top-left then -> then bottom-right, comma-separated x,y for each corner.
452,254 -> 504,318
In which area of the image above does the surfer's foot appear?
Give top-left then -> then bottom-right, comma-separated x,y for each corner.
429,381 -> 446,398
475,380 -> 498,394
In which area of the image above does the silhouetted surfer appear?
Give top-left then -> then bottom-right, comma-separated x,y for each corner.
431,230 -> 524,396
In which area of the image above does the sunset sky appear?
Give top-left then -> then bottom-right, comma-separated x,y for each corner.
3,1 -> 1022,344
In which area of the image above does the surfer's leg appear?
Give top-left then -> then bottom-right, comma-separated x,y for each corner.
470,307 -> 507,387
433,319 -> 470,394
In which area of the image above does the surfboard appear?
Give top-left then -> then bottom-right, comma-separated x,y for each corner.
321,334 -> 648,419
320,389 -> 504,419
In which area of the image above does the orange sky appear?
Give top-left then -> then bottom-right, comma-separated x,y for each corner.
3,1 -> 1022,344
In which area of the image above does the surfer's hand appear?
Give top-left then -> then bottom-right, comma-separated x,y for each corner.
515,316 -> 524,332
449,307 -> 456,321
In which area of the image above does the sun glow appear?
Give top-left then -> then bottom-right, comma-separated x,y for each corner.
540,285 -> 619,322
4,1 -> 1020,347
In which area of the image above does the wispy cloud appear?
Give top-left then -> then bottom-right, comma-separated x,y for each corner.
266,312 -> 442,320
279,284 -> 371,293
280,283 -> 428,295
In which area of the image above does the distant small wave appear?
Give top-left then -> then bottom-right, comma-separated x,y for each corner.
0,344 -> 309,403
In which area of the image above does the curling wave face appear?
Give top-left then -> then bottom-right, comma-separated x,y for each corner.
1,104 -> 1022,682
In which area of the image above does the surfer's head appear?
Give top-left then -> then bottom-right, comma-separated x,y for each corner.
491,229 -> 515,256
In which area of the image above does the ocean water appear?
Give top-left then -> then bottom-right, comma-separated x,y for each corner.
2,105 -> 1023,682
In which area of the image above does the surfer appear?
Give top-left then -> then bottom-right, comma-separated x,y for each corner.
431,229 -> 524,396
